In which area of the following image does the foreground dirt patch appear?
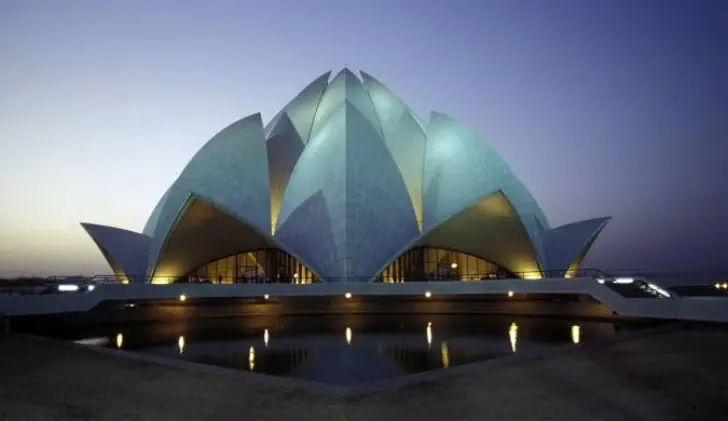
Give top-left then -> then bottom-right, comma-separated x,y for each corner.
1,326 -> 728,421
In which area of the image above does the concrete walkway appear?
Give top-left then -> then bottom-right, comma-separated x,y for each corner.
1,326 -> 727,421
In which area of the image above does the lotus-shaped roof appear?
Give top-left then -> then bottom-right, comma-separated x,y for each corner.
82,69 -> 610,283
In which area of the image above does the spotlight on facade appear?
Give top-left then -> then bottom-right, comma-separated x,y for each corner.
264,294 -> 270,300
179,294 -> 187,302
345,292 -> 352,299
425,291 -> 432,298
507,290 -> 514,298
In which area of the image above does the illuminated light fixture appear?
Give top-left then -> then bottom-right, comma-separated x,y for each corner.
596,278 -> 605,284
263,329 -> 270,347
425,291 -> 432,298
293,273 -> 299,279
58,284 -> 79,292
264,294 -> 270,299
723,282 -> 728,289
345,292 -> 352,299
450,263 -> 458,269
345,327 -> 352,344
647,283 -> 671,298
179,294 -> 187,302
509,322 -> 518,353
571,325 -> 581,344
178,336 -> 185,354
249,346 -> 255,371
716,283 -> 721,289
87,285 -> 96,292
426,322 -> 433,347
116,333 -> 123,349
523,272 -> 542,280
613,277 -> 634,284
507,290 -> 514,298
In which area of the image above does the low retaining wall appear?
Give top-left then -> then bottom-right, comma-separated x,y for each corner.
8,296 -> 615,331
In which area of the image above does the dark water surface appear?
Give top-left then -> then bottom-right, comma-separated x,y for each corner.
51,315 -> 654,386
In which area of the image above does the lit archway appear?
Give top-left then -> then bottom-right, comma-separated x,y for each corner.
378,247 -> 517,283
186,248 -> 318,284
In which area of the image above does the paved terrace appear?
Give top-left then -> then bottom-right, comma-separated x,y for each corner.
2,323 -> 728,420
2,277 -> 728,322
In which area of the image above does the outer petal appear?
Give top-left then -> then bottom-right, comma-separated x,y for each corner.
264,71 -> 331,142
423,112 -> 549,266
275,102 -> 419,282
542,217 -> 611,275
147,113 -> 270,276
142,186 -> 171,236
415,190 -> 542,278
271,191 -> 335,280
150,196 -> 275,284
267,114 -> 305,234
81,223 -> 150,283
361,71 -> 426,231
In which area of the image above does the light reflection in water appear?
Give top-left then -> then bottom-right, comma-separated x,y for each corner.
571,325 -> 581,344
426,322 -> 433,348
345,327 -> 352,345
248,346 -> 255,371
509,322 -> 518,353
178,336 -> 185,354
116,333 -> 123,349
440,342 -> 450,368
264,329 -> 270,347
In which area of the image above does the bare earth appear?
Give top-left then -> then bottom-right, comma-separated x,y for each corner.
1,326 -> 727,421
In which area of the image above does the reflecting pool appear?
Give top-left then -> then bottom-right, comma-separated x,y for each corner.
59,315 -> 653,385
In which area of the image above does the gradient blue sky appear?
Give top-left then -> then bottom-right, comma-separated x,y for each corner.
1,0 -> 726,277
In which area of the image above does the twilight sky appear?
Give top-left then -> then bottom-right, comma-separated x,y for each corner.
1,0 -> 726,278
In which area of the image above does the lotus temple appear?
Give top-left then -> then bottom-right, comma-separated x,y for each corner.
81,69 -> 610,285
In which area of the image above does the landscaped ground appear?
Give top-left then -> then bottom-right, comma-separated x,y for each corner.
1,325 -> 727,421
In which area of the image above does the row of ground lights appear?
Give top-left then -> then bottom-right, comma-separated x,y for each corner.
715,283 -> 728,290
178,290 -> 519,302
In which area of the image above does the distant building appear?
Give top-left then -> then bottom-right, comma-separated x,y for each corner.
82,69 -> 609,284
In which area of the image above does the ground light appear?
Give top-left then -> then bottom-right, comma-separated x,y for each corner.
507,290 -> 514,298
264,294 -> 270,300
345,292 -> 352,299
179,294 -> 187,302
571,325 -> 581,344
425,291 -> 432,298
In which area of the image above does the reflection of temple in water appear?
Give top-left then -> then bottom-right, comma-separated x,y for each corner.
196,347 -> 316,375
378,345 -> 498,373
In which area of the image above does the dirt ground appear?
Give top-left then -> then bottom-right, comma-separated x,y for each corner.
1,325 -> 728,421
